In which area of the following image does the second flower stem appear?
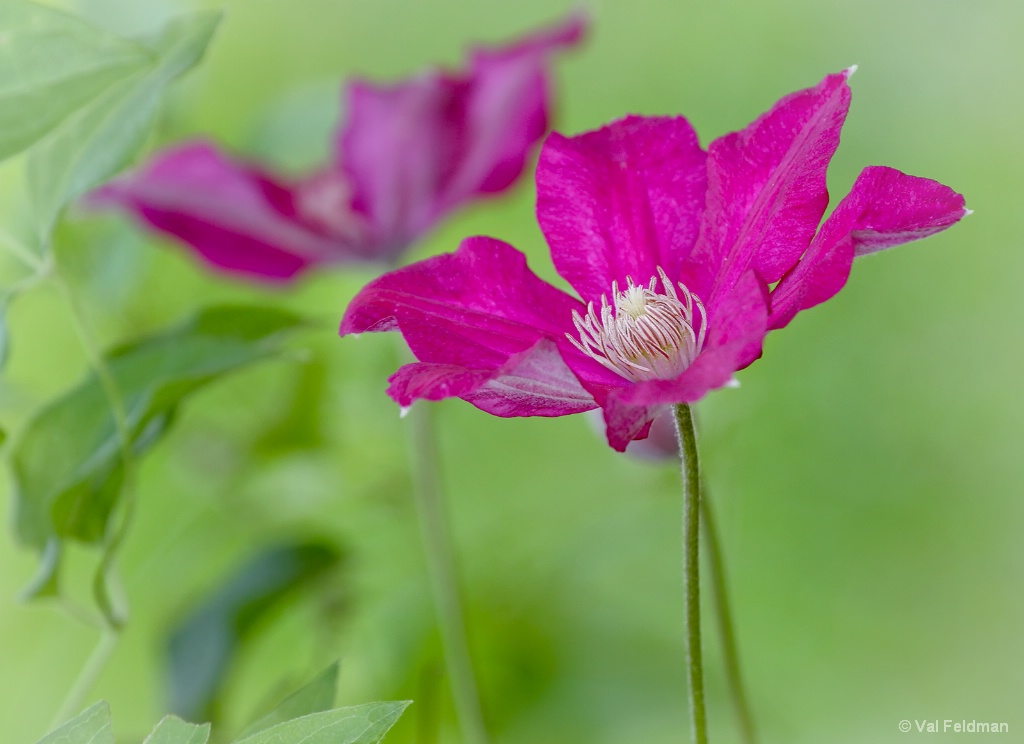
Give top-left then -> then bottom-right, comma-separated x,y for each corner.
407,401 -> 489,744
674,403 -> 707,744
701,485 -> 757,744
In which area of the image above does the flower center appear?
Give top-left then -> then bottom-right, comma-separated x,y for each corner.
567,267 -> 707,382
295,171 -> 366,242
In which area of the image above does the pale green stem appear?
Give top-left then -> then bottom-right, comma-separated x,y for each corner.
45,269 -> 137,724
0,231 -> 53,315
0,228 -> 46,274
51,273 -> 130,444
701,484 -> 757,744
48,630 -> 119,730
405,398 -> 489,744
52,271 -> 136,623
2,263 -> 52,298
673,403 -> 707,744
415,661 -> 441,744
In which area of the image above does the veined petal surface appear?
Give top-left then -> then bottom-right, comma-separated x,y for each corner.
769,166 -> 967,329
341,236 -> 586,369
389,339 -> 596,417
688,70 -> 851,305
538,116 -> 707,305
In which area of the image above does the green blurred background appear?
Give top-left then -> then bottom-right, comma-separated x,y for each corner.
2,0 -> 1021,742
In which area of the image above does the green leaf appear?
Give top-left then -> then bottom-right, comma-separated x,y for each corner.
0,2 -> 152,162
239,662 -> 340,739
27,10 -> 221,237
143,716 -> 211,744
253,357 -> 328,455
232,702 -> 411,744
34,701 -> 113,744
21,537 -> 62,600
167,542 -> 342,722
11,305 -> 304,561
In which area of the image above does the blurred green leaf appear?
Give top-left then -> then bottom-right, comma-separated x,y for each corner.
253,356 -> 327,455
21,537 -> 62,600
232,702 -> 410,744
34,701 -> 113,744
0,1 -> 151,163
142,716 -> 210,744
239,662 -> 340,739
27,10 -> 221,238
168,542 -> 342,723
32,702 -> 405,744
10,306 -> 305,569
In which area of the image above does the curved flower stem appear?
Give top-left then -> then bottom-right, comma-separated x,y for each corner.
673,403 -> 707,744
52,272 -> 134,630
406,400 -> 489,744
46,265 -> 135,720
701,484 -> 757,744
45,269 -> 137,725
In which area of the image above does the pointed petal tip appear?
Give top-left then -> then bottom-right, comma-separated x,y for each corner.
399,405 -> 412,419
566,5 -> 592,32
539,7 -> 591,45
844,64 -> 859,78
963,207 -> 974,217
724,377 -> 741,389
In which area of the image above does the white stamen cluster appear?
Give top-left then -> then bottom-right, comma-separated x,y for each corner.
568,267 -> 707,382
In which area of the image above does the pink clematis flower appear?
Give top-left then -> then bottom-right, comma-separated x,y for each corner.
86,14 -> 586,282
340,70 -> 967,451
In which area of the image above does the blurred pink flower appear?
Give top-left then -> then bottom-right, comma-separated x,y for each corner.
87,14 -> 586,282
340,70 -> 967,451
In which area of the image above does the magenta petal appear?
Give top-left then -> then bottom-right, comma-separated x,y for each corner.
341,74 -> 453,255
768,235 -> 853,332
454,12 -> 587,198
341,235 -> 588,368
340,14 -> 585,257
537,116 -> 707,305
599,398 -> 663,453
342,236 -> 603,417
623,409 -> 680,461
389,338 -> 596,416
86,142 -> 348,281
387,362 -> 494,406
848,167 -> 967,257
769,166 -> 967,330
688,70 -> 852,305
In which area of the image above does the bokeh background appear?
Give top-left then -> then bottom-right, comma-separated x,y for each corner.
2,0 -> 1022,742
